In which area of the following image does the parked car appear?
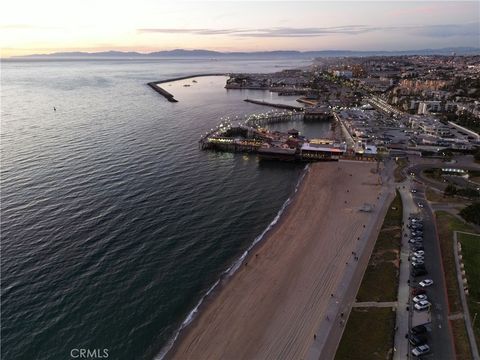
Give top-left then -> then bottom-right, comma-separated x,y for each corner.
419,279 -> 434,287
411,288 -> 427,296
412,261 -> 425,267
411,256 -> 424,262
414,300 -> 431,311
410,324 -> 427,335
412,245 -> 424,251
408,334 -> 427,346
418,203 -> 424,208
413,294 -> 428,303
412,344 -> 430,356
412,268 -> 428,277
411,189 -> 417,193
413,250 -> 425,257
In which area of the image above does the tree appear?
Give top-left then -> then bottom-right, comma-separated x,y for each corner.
444,184 -> 457,197
474,148 -> 480,163
459,203 -> 480,225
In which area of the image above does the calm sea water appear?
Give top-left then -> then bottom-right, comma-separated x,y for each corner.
1,58 -> 330,360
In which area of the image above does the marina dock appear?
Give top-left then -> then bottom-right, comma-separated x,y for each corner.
244,99 -> 304,111
199,112 -> 349,162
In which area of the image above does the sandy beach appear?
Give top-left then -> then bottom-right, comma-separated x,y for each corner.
169,161 -> 384,360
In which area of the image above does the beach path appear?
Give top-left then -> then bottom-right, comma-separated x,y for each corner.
170,161 -> 383,360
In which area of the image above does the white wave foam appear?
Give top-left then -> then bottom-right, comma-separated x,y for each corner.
155,164 -> 309,359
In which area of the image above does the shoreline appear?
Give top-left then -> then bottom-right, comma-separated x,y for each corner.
165,161 -> 386,359
156,164 -> 311,360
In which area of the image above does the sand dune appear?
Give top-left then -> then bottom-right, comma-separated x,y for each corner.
169,161 -> 383,360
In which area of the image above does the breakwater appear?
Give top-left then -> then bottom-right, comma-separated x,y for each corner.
147,82 -> 178,102
244,99 -> 304,111
148,73 -> 227,102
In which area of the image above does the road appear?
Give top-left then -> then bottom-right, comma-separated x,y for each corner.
408,163 -> 480,193
405,178 -> 455,360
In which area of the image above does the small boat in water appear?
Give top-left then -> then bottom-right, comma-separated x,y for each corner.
183,84 -> 191,87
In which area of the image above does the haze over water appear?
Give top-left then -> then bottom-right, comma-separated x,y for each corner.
1,58 -> 331,360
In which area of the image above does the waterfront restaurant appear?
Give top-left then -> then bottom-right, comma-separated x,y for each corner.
300,143 -> 346,161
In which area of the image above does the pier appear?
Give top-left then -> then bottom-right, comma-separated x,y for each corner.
198,111 -> 350,162
147,73 -> 227,102
244,111 -> 304,127
244,99 -> 304,111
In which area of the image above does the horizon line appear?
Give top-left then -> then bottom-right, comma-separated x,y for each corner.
4,46 -> 480,59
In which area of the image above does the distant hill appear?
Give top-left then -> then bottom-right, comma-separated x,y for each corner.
11,47 -> 480,59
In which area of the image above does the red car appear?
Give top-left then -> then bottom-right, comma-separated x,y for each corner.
411,287 -> 426,296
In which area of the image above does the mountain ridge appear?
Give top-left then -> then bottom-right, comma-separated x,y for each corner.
10,47 -> 480,59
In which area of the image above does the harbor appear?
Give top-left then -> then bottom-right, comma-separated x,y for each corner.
147,73 -> 226,102
199,111 -> 348,162
147,72 -> 383,164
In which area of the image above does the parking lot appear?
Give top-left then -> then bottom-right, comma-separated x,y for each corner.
400,180 -> 455,359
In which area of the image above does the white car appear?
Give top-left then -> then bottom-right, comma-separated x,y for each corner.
413,250 -> 425,257
411,256 -> 424,262
419,279 -> 434,287
418,203 -> 424,208
414,300 -> 431,311
412,344 -> 430,356
413,294 -> 428,303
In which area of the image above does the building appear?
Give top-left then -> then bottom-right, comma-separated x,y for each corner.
300,143 -> 346,160
333,70 -> 353,79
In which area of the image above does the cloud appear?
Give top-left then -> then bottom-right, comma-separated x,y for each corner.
137,28 -> 242,35
410,22 -> 480,38
138,23 -> 480,39
138,25 -> 384,37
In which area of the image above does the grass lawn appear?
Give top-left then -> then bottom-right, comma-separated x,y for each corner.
458,232 -> 480,347
435,211 -> 478,358
450,319 -> 472,360
436,212 -> 474,314
470,176 -> 480,185
393,158 -> 408,183
335,307 -> 396,360
357,261 -> 397,302
425,187 -> 464,204
356,192 -> 402,302
423,168 -> 443,181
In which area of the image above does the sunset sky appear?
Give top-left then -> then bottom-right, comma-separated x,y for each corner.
1,1 -> 479,57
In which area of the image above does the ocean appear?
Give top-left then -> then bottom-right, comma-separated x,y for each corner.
1,58 -> 331,360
